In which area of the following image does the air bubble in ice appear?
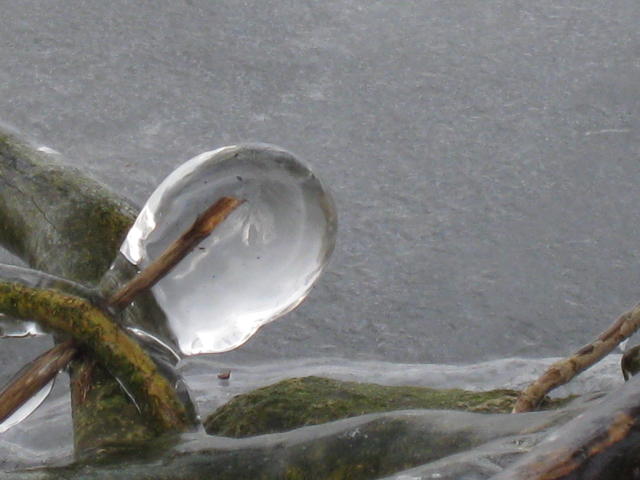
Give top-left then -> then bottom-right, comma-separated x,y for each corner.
118,144 -> 337,356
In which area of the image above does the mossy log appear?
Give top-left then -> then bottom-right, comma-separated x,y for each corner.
0,129 -> 168,456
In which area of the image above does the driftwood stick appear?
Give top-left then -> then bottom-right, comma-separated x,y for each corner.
0,196 -> 242,429
513,304 -> 640,413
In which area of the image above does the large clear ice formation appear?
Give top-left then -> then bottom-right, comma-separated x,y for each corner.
119,144 -> 337,356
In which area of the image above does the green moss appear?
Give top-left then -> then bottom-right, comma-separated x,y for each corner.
0,129 -> 172,456
60,199 -> 134,283
71,363 -> 156,459
283,467 -> 306,480
0,282 -> 189,434
204,376 -> 572,437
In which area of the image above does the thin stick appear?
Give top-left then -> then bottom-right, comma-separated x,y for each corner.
513,303 -> 640,413
0,339 -> 76,423
109,196 -> 243,309
0,196 -> 242,426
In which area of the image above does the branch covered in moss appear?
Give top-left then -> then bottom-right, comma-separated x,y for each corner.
0,282 -> 189,433
0,195 -> 242,429
0,128 -> 186,454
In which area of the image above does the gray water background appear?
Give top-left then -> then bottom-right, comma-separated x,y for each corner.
1,3 -> 640,464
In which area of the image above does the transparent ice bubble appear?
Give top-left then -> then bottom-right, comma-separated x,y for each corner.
118,144 -> 337,356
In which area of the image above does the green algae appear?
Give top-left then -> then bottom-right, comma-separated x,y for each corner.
204,376 -> 572,437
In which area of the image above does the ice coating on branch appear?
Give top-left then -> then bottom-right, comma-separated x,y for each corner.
0,378 -> 54,433
0,265 -> 94,338
119,144 -> 337,356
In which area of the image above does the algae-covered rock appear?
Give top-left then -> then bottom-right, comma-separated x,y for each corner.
204,376 -> 572,437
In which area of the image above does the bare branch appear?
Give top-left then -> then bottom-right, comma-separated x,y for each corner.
513,304 -> 640,413
0,339 -> 75,424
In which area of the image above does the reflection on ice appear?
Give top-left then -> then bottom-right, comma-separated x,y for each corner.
0,316 -> 42,338
118,144 -> 337,356
0,377 -> 54,434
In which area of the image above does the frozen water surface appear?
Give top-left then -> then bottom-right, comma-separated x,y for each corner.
1,1 -> 640,363
119,144 -> 336,355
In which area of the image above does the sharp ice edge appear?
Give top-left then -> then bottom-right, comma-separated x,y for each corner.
0,318 -> 43,338
0,264 -> 90,293
36,146 -> 61,155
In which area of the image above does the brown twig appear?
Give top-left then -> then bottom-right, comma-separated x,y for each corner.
0,196 -> 242,426
0,339 -> 76,423
109,196 -> 243,309
513,303 -> 640,413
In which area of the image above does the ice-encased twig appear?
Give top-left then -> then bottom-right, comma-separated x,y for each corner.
513,304 -> 640,413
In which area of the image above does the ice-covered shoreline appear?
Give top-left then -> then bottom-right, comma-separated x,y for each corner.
1,355 -> 624,470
